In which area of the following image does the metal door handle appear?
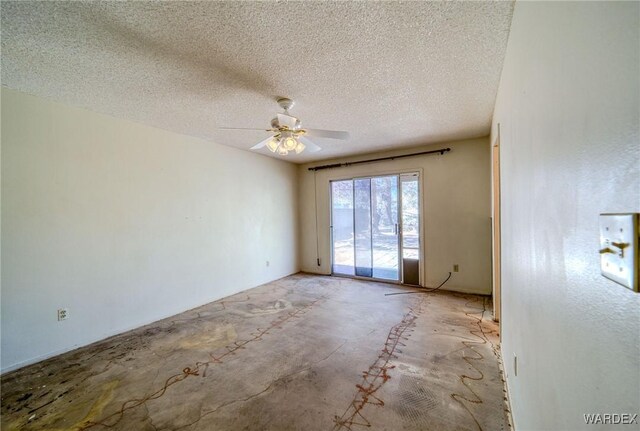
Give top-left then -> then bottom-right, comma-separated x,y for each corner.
394,223 -> 398,235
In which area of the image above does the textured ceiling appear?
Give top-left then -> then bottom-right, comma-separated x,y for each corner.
1,1 -> 514,163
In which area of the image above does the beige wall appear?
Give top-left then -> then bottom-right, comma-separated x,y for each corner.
492,2 -> 640,429
298,138 -> 492,294
0,88 -> 299,372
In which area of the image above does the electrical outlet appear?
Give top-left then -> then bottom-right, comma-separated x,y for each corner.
266,260 -> 270,267
57,308 -> 68,321
453,264 -> 459,272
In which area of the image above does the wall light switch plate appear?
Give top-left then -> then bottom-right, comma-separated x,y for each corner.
599,213 -> 639,292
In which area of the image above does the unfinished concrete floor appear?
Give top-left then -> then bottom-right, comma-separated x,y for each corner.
1,274 -> 510,431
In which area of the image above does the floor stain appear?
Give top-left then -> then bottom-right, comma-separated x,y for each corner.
3,380 -> 119,431
75,380 -> 120,429
177,324 -> 237,350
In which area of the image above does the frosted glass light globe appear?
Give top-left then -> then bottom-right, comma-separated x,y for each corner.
283,137 -> 297,151
266,138 -> 279,153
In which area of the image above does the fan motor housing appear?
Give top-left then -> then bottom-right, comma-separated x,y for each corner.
271,115 -> 301,130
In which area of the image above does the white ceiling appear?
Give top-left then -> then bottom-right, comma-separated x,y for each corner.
1,1 -> 514,163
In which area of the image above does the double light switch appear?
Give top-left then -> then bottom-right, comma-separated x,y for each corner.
599,213 -> 639,292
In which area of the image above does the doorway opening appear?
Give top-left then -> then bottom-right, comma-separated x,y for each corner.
492,131 -> 502,324
330,173 -> 421,284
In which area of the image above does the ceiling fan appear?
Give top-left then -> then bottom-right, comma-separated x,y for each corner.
220,98 -> 350,155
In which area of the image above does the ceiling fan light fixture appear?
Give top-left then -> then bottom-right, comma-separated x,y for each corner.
266,137 -> 279,152
223,97 -> 349,157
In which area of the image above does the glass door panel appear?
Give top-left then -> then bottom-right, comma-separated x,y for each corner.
354,178 -> 373,277
331,180 -> 354,275
401,176 -> 420,259
401,175 -> 420,285
371,176 -> 399,280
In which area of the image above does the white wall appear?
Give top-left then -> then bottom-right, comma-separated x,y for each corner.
492,2 -> 640,430
0,88 -> 299,373
299,138 -> 492,294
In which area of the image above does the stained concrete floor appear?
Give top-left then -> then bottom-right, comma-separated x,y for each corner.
1,274 -> 511,431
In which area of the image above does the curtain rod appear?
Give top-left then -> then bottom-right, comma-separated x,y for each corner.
307,147 -> 451,171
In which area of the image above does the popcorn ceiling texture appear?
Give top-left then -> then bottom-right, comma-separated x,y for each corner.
1,1 -> 514,163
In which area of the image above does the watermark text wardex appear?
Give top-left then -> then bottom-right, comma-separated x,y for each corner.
584,413 -> 638,425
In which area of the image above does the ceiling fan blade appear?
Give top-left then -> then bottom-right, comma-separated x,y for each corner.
277,113 -> 299,129
219,127 -> 270,132
298,136 -> 322,153
250,136 -> 274,150
304,129 -> 350,140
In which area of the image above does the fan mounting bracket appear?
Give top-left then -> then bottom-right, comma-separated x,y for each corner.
277,97 -> 295,112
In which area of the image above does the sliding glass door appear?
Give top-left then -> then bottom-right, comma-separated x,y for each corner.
331,175 -> 404,281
